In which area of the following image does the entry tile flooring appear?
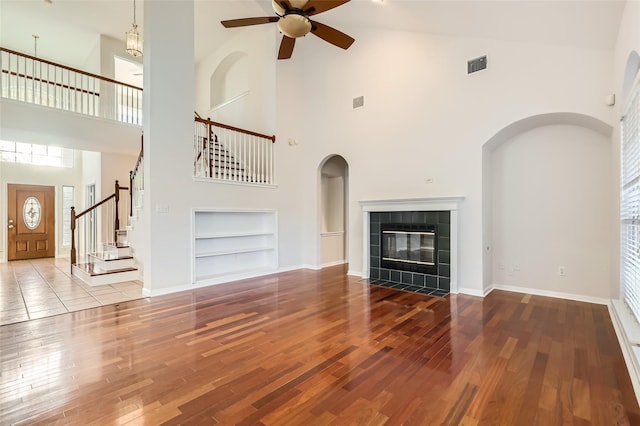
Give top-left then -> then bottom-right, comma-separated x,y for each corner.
367,278 -> 449,297
0,257 -> 144,326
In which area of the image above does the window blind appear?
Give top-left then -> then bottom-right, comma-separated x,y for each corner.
621,81 -> 640,322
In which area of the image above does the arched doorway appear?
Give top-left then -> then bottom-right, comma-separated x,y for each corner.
319,155 -> 348,267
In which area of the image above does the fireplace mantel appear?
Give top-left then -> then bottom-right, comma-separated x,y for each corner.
359,196 -> 465,294
360,197 -> 465,212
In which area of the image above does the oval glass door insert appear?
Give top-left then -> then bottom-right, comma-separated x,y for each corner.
23,196 -> 42,230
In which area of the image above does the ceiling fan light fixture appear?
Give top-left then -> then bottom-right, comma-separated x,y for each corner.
272,0 -> 309,15
278,14 -> 312,38
125,0 -> 143,57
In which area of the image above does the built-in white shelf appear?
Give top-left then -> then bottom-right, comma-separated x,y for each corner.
195,246 -> 275,258
192,209 -> 278,285
195,231 -> 273,239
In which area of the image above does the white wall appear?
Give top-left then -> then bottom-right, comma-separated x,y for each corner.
0,154 -> 85,260
100,152 -> 137,199
195,24 -> 276,134
274,27 -> 614,294
322,177 -> 344,232
490,124 -> 611,301
0,100 -> 142,156
81,150 -> 101,204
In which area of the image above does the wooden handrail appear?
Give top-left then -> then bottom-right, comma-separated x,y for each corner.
1,69 -> 101,96
195,116 -> 276,143
1,47 -> 143,91
75,193 -> 116,220
130,134 -> 144,214
70,180 -> 131,266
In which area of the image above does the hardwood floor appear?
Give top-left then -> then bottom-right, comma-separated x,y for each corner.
1,266 -> 638,425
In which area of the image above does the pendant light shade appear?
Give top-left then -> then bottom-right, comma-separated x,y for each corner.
126,0 -> 143,57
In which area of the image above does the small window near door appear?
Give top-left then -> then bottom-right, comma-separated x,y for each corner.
62,186 -> 74,247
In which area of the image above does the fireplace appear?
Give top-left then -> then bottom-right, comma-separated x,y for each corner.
381,223 -> 437,275
360,197 -> 463,296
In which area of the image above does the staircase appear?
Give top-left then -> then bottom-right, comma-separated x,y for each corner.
210,134 -> 248,180
70,141 -> 144,287
71,239 -> 139,286
193,114 -> 276,185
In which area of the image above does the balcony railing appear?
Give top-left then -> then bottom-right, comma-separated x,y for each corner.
194,115 -> 276,185
1,47 -> 142,125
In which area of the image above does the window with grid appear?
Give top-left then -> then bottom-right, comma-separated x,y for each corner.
621,81 -> 640,322
0,141 -> 73,168
62,186 -> 75,247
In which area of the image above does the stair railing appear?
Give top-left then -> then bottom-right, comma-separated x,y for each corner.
1,47 -> 143,125
70,180 -> 130,270
194,115 -> 276,185
130,135 -> 144,216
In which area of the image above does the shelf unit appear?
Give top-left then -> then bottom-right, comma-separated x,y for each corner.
192,209 -> 277,284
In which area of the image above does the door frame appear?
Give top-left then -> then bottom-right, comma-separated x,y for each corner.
5,182 -> 58,261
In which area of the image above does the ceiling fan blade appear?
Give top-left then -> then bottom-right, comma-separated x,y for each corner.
278,36 -> 296,60
221,17 -> 279,28
279,0 -> 293,12
304,0 -> 350,16
310,20 -> 355,50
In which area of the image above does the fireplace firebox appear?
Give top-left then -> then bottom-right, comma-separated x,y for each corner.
380,223 -> 437,274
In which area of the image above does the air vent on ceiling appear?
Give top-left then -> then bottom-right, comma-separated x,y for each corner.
353,96 -> 364,109
467,55 -> 487,74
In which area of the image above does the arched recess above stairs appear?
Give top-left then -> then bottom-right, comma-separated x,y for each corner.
210,51 -> 249,110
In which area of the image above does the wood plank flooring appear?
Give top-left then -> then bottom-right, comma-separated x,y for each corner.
1,265 -> 638,425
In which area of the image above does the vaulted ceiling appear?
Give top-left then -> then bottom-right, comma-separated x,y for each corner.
0,0 -> 627,71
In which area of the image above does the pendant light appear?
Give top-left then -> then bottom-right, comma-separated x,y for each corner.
126,0 -> 143,57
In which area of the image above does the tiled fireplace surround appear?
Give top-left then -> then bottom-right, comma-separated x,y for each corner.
360,197 -> 463,296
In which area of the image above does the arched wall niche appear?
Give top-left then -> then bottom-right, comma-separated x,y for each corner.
482,112 -> 613,301
209,51 -> 249,110
318,154 -> 349,267
621,50 -> 640,107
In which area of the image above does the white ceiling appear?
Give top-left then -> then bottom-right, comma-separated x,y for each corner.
0,0 -> 627,71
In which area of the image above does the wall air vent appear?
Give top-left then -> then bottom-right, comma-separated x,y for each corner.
353,95 -> 364,109
467,55 -> 487,74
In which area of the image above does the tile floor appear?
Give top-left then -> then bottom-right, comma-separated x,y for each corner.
367,278 -> 449,297
0,257 -> 144,326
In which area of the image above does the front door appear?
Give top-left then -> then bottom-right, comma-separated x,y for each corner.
7,184 -> 55,260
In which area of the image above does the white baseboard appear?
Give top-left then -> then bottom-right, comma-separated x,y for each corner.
347,269 -> 363,278
609,300 -> 640,407
457,286 -> 492,297
491,283 -> 609,305
144,265 -> 321,297
277,264 -> 326,272
320,260 -> 347,268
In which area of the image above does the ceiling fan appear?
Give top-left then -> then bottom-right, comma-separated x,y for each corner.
221,0 -> 355,60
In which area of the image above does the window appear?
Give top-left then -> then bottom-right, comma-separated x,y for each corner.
62,186 -> 75,247
0,141 -> 74,168
621,81 -> 640,322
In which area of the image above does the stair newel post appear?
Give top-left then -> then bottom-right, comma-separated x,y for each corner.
129,170 -> 133,218
70,206 -> 76,272
114,180 -> 120,243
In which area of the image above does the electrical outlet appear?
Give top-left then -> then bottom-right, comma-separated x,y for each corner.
514,263 -> 520,271
558,266 -> 566,276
